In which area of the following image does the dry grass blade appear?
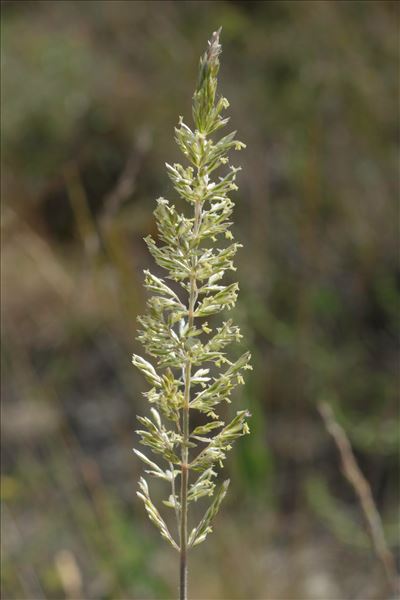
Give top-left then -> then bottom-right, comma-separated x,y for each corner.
318,401 -> 399,596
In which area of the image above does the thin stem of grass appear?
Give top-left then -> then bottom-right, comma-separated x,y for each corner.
180,199 -> 201,600
318,401 -> 399,595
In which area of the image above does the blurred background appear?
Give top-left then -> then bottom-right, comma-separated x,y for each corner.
1,1 -> 399,599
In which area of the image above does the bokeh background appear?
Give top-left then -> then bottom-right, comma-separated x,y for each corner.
1,1 -> 399,599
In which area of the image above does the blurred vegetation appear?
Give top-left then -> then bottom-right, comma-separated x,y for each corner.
1,1 -> 399,599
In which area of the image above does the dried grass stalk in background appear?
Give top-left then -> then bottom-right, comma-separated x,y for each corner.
132,29 -> 251,600
318,402 -> 399,596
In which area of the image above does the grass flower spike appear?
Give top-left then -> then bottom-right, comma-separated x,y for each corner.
132,28 -> 251,600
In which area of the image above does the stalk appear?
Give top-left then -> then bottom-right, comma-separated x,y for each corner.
179,367 -> 189,599
180,200 -> 201,600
